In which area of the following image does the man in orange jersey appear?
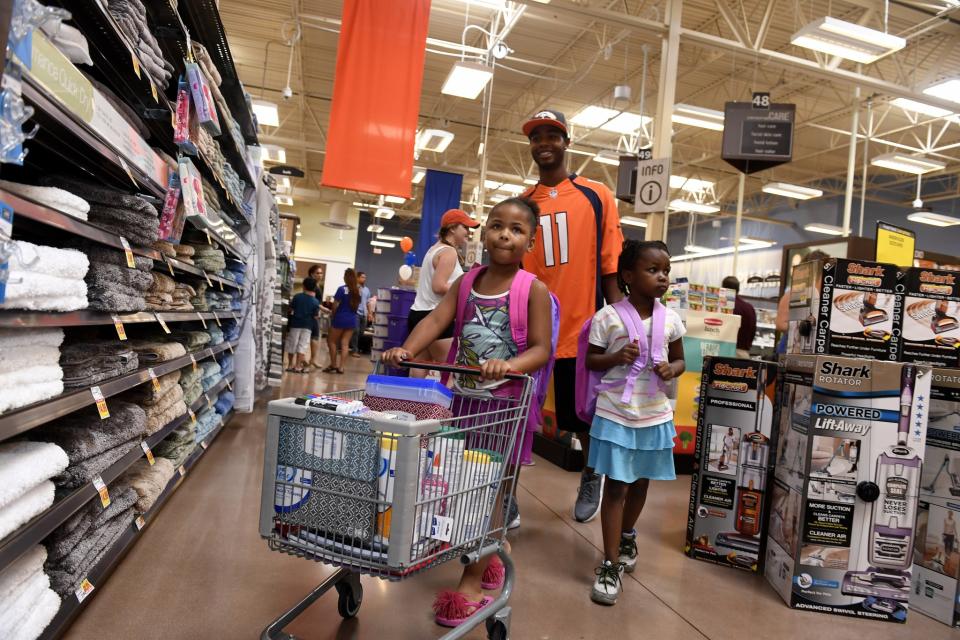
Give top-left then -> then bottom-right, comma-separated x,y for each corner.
521,110 -> 624,523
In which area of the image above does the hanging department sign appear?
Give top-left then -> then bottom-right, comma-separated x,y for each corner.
721,98 -> 795,174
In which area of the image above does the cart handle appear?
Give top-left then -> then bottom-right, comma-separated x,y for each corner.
398,359 -> 528,381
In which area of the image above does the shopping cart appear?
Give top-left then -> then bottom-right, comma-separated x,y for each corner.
259,361 -> 532,640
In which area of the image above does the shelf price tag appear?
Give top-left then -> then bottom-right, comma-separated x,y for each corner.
91,386 -> 110,419
156,314 -> 171,334
217,278 -> 224,291
75,578 -> 95,603
147,368 -> 161,392
189,353 -> 198,371
118,236 -> 136,268
204,229 -> 213,245
205,393 -> 213,409
202,270 -> 212,287
140,440 -> 156,466
213,313 -> 222,327
226,342 -> 234,354
196,312 -> 207,328
225,377 -> 233,391
163,255 -> 175,276
117,157 -> 137,187
150,82 -> 158,103
111,315 -> 127,341
178,465 -> 186,477
187,407 -> 197,424
135,515 -> 146,530
131,53 -> 141,78
92,475 -> 111,508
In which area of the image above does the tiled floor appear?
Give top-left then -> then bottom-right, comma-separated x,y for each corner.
63,356 -> 958,640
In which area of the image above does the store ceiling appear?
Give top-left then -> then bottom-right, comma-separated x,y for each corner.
219,0 -> 960,225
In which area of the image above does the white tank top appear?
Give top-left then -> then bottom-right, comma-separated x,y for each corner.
411,243 -> 462,311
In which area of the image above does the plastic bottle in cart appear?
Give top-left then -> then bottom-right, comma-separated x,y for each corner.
376,436 -> 398,539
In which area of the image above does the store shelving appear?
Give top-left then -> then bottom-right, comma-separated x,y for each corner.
36,408 -> 234,640
741,295 -> 778,303
0,341 -> 238,442
0,310 -> 238,329
0,374 -> 232,575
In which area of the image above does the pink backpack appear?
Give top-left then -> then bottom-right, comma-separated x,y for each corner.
574,298 -> 667,424
445,266 -> 560,460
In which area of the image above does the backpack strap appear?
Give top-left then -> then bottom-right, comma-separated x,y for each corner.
445,265 -> 485,368
611,299 -> 647,403
507,269 -> 536,353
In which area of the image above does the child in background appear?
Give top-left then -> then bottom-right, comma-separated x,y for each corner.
285,277 -> 320,373
584,240 -> 685,605
383,197 -> 553,628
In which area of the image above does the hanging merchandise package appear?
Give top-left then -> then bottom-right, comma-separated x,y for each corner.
158,172 -> 183,242
173,75 -> 197,156
178,156 -> 208,221
185,61 -> 220,136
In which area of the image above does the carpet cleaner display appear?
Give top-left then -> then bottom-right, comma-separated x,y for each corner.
764,355 -> 931,623
787,258 -> 904,361
901,268 -> 960,369
685,357 -> 780,572
910,368 -> 960,627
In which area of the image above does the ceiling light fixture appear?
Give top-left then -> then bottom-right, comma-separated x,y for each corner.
923,78 -> 960,104
370,240 -> 396,248
739,237 -> 775,247
251,99 -> 279,127
570,106 -> 651,135
671,240 -> 778,263
594,150 -> 622,166
376,234 -> 404,242
906,210 -> 960,227
684,244 -> 714,253
441,61 -> 494,99
669,176 -> 714,192
412,167 -> 426,184
367,224 -> 384,233
672,104 -> 725,131
619,216 -> 647,227
803,222 -> 846,236
375,207 -> 396,219
384,195 -> 407,205
890,98 -> 957,119
416,129 -> 455,153
790,16 -> 906,64
523,177 -> 538,185
763,182 -> 824,200
670,199 -> 721,214
870,152 -> 946,175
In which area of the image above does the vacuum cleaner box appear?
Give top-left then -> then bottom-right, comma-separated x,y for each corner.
764,355 -> 932,623
910,368 -> 960,627
787,258 -> 904,361
685,357 -> 781,572
901,268 -> 960,369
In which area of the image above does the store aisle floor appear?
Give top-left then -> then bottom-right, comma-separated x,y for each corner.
64,358 -> 956,640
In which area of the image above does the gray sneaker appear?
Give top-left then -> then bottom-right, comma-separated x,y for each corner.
591,560 -> 624,605
619,530 -> 638,573
506,495 -> 520,530
573,471 -> 604,522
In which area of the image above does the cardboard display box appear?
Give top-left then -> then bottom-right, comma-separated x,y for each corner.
764,355 -> 931,623
901,268 -> 960,369
685,357 -> 780,572
910,368 -> 960,627
787,258 -> 904,361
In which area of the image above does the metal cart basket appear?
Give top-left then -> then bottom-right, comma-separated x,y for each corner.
259,362 -> 532,640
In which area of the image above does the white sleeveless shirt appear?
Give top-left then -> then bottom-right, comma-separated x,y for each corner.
411,243 -> 462,311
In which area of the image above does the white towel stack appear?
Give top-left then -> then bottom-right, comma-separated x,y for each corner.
0,442 -> 69,542
0,241 -> 89,312
0,546 -> 61,640
0,328 -> 66,414
0,180 -> 90,221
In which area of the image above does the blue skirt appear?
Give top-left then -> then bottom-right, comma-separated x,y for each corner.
587,416 -> 677,483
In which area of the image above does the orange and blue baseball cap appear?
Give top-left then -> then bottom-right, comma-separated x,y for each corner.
522,109 -> 568,138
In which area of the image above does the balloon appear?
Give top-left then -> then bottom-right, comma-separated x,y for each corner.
400,236 -> 414,252
404,251 -> 417,266
398,264 -> 413,280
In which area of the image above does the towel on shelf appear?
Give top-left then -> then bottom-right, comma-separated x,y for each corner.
7,241 -> 89,279
0,327 -> 64,353
108,0 -> 173,89
174,244 -> 195,258
207,324 -> 224,346
200,360 -> 221,391
0,278 -> 88,312
0,442 -> 69,510
129,370 -> 180,405
0,330 -> 66,413
87,204 -> 159,246
120,458 -> 175,513
145,293 -> 174,311
222,321 -> 240,343
127,339 -> 186,363
214,390 -> 234,415
60,340 -> 138,388
82,245 -> 154,271
54,439 -> 140,490
81,246 -> 154,312
179,367 -> 203,406
46,485 -> 137,563
0,545 -> 45,602
148,272 -> 176,295
191,42 -> 222,86
0,545 -> 59,640
152,240 -> 176,258
154,434 -> 195,468
88,262 -> 154,291
46,508 -> 134,597
218,353 -> 234,378
40,15 -> 93,66
140,384 -> 185,434
0,481 -> 55,541
0,365 -> 63,389
0,179 -> 90,220
0,380 -> 66,415
172,331 -> 210,352
34,402 -> 147,466
0,581 -> 59,640
195,406 -> 220,442
45,177 -> 157,218
0,347 -> 61,378
86,285 -> 146,313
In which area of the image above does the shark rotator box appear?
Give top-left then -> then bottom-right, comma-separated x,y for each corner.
901,267 -> 960,369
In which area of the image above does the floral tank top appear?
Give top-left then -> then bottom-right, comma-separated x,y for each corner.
454,289 -> 518,394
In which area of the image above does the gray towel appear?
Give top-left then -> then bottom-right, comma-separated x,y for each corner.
87,205 -> 159,246
55,439 -> 140,489
87,284 -> 147,312
60,341 -> 138,387
46,485 -> 137,562
45,176 -> 159,217
87,262 -> 154,292
47,508 -> 133,596
35,402 -> 147,465
82,245 -> 153,272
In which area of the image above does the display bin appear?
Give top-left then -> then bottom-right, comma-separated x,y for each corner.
390,288 -> 416,314
387,315 -> 407,344
377,287 -> 392,302
375,312 -> 389,325
375,300 -> 392,313
372,337 -> 385,351
373,324 -> 389,338
365,375 -> 453,408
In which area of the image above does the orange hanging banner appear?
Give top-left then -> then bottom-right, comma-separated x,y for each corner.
320,0 -> 431,198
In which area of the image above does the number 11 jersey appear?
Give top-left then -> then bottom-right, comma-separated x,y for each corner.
522,174 -> 624,359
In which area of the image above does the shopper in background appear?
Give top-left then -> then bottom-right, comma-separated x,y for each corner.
722,276 -> 756,359
308,263 -> 326,368
407,208 -> 480,378
583,239 -> 685,605
775,249 -> 830,354
284,277 -> 321,374
521,109 -> 624,523
384,197 -> 553,629
348,271 -> 372,357
323,268 -> 361,374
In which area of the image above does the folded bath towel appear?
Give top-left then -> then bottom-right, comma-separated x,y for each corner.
0,365 -> 63,389
87,205 -> 159,247
174,244 -> 195,257
127,340 -> 186,363
0,380 -> 66,415
35,403 -> 147,465
214,390 -> 234,415
82,245 -> 153,272
0,442 -> 69,510
121,457 -> 175,513
0,179 -> 89,220
178,366 -> 202,390
172,331 -> 210,352
152,240 -> 176,257
60,340 -> 138,387
0,327 -> 64,352
130,370 -> 180,405
8,241 -> 89,279
0,345 -> 61,374
0,568 -> 59,640
47,508 -> 133,596
45,176 -> 158,216
0,481 -> 55,542
182,381 -> 202,407
86,283 -> 146,312
55,439 -> 140,490
147,399 -> 186,435
148,271 -> 176,295
46,485 -> 137,566
87,262 -> 154,291
0,272 -> 88,312
207,325 -> 224,346
0,545 -> 46,602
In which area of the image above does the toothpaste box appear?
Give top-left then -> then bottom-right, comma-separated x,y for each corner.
765,354 -> 932,623
901,268 -> 960,369
787,258 -> 905,361
911,368 -> 960,627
